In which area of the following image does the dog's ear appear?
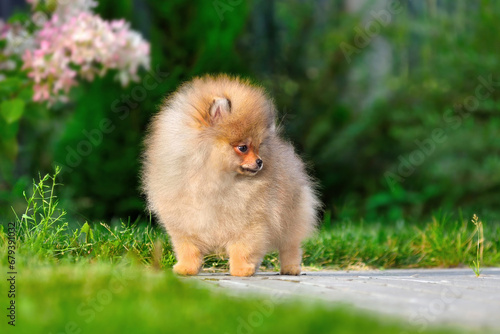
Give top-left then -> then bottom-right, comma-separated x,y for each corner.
209,97 -> 231,123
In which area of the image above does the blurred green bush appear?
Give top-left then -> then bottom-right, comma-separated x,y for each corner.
2,0 -> 500,223
247,0 -> 500,221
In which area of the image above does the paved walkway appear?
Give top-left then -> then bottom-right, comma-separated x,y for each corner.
189,268 -> 500,332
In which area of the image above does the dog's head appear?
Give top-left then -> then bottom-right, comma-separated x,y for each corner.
209,97 -> 273,176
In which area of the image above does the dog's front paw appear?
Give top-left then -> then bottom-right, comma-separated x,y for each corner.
230,265 -> 256,277
280,264 -> 301,276
173,262 -> 201,276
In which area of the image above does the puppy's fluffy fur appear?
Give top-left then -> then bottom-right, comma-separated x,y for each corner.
142,74 -> 319,276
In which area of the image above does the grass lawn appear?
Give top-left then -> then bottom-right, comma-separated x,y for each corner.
0,258 -> 476,334
1,171 -> 499,333
0,262 -> 475,334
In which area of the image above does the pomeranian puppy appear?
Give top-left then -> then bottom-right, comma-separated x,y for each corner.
142,74 -> 319,276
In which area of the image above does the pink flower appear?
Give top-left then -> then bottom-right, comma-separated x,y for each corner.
20,0 -> 150,104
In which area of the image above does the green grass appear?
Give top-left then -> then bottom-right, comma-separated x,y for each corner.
1,170 -> 499,333
469,214 -> 484,277
1,262 -> 469,334
303,214 -> 499,270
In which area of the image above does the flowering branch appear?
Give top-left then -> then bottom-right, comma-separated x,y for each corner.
2,0 -> 150,105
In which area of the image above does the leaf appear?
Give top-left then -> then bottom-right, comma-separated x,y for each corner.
0,99 -> 25,124
81,222 -> 94,243
81,222 -> 90,234
0,77 -> 24,95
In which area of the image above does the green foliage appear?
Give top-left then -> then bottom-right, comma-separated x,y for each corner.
0,98 -> 25,123
0,17 -> 50,221
0,72 -> 40,221
13,167 -> 67,250
243,1 -> 500,220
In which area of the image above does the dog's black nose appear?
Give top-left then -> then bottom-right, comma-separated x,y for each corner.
256,159 -> 263,168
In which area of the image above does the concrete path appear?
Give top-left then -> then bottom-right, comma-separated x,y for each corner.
188,268 -> 500,332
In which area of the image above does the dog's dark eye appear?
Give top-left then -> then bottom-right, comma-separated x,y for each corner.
237,145 -> 248,153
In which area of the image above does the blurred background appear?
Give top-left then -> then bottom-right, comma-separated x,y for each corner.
1,0 -> 499,225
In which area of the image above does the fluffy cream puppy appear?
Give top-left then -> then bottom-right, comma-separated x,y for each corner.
142,74 -> 319,276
